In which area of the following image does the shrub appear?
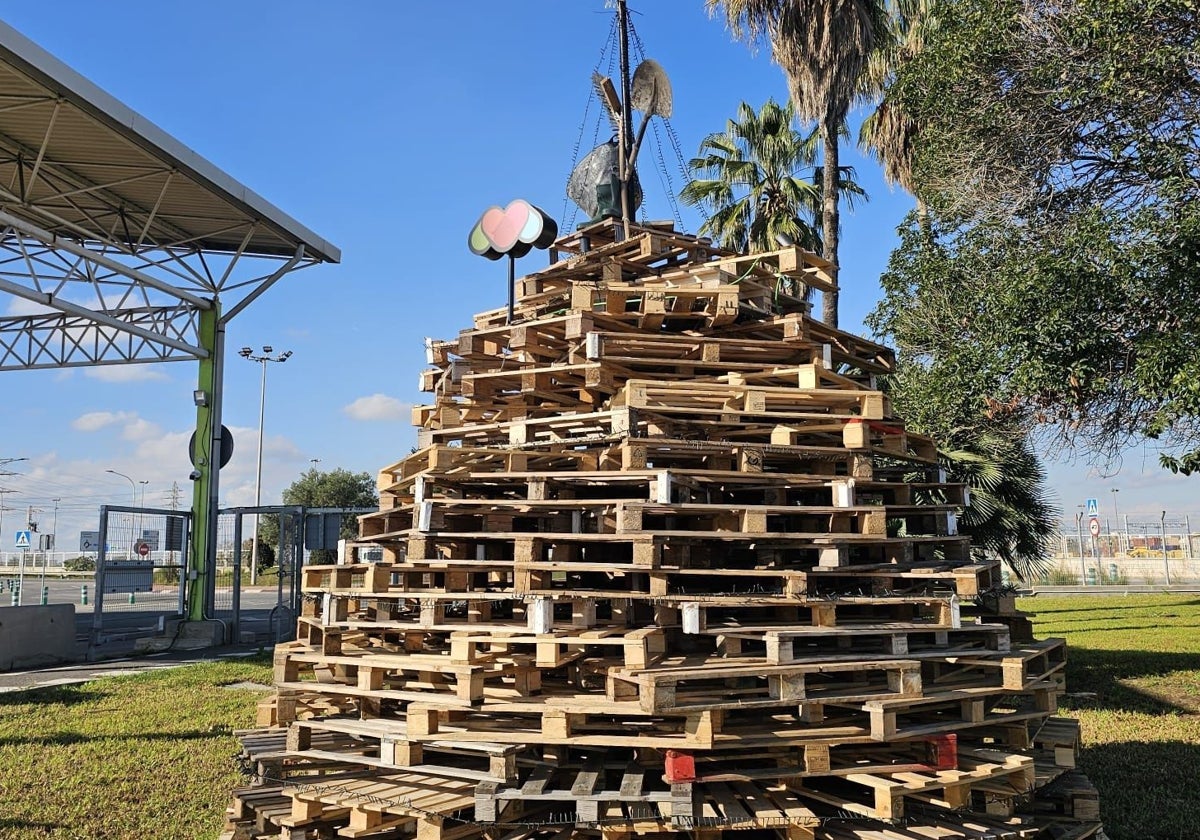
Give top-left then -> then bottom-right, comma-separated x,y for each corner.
63,555 -> 96,572
1044,567 -> 1081,586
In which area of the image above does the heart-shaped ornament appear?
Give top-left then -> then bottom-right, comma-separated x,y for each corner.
480,201 -> 533,253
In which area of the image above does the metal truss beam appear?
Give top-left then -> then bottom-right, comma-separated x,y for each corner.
0,304 -> 201,370
0,216 -> 321,371
0,210 -> 213,308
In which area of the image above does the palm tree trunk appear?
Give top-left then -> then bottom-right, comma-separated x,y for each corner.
820,113 -> 840,327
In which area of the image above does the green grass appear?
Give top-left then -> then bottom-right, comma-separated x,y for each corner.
0,598 -> 1194,838
1021,594 -> 1200,840
0,654 -> 273,839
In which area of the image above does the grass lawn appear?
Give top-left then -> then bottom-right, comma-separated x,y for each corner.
0,597 -> 1194,838
0,654 -> 273,839
1021,594 -> 1200,840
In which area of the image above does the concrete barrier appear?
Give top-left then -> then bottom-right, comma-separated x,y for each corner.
0,604 -> 77,670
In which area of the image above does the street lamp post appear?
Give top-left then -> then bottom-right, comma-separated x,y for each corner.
138,480 -> 149,553
1161,510 -> 1170,585
0,488 -> 15,543
106,469 -> 138,559
1074,508 -> 1086,584
0,458 -> 26,562
44,497 -> 60,587
1110,489 -> 1121,556
240,345 -> 293,585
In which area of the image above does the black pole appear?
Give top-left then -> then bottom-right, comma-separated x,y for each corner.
507,254 -> 516,325
617,0 -> 633,234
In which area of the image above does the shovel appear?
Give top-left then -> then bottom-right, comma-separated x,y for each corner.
628,59 -> 673,169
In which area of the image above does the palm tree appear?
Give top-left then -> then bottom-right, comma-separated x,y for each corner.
858,0 -> 936,202
711,0 -> 889,328
938,431 -> 1059,583
680,99 -> 823,254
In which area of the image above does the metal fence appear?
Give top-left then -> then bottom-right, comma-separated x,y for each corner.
1,503 -> 388,653
90,504 -> 190,648
1046,518 -> 1199,585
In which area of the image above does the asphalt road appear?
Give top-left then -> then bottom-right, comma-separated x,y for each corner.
0,573 -> 289,656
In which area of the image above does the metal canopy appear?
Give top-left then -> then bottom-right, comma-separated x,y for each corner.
0,19 -> 340,370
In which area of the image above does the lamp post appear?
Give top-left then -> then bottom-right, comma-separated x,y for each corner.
0,492 -> 15,569
46,497 -> 60,585
0,488 -> 15,540
138,480 -> 149,551
106,469 -> 137,559
1110,488 -> 1121,556
0,458 -> 26,562
1074,507 -> 1086,584
239,345 -> 293,585
1161,510 -> 1170,585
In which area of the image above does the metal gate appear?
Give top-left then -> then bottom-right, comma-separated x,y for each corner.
89,503 -> 373,653
214,505 -> 375,645
90,504 -> 190,651
217,505 -> 304,645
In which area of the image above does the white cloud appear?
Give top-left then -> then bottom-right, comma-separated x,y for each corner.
84,364 -> 171,383
72,410 -> 135,432
6,297 -> 55,317
122,417 -> 163,441
343,394 -> 412,422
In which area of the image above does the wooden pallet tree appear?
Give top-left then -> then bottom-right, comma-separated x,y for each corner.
224,220 -> 1102,840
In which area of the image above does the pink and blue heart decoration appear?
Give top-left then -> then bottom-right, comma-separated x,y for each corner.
468,199 -> 558,261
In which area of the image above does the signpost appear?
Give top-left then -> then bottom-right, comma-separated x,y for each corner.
14,530 -> 30,606
1083,499 -> 1101,584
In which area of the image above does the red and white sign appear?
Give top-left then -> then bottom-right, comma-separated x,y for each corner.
136,542 -> 151,557
1088,518 -> 1101,538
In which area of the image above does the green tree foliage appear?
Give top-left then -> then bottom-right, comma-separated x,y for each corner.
243,537 -> 275,572
876,0 -> 1200,472
256,467 -> 378,561
879,287 -> 1061,580
939,433 -> 1057,581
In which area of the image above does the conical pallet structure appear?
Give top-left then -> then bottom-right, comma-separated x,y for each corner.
224,220 -> 1102,840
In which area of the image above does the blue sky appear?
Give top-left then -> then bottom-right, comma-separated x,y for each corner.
0,1 -> 1193,550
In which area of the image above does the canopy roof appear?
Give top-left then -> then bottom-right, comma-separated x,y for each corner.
0,20 -> 339,263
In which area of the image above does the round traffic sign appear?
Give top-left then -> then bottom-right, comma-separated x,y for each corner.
136,542 -> 151,557
1088,518 -> 1100,538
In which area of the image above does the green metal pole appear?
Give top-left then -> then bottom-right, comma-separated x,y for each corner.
187,303 -> 223,621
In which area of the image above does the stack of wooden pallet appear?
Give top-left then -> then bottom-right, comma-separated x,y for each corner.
223,219 -> 1103,840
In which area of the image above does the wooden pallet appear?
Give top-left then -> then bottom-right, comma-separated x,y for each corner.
224,219 -> 1101,840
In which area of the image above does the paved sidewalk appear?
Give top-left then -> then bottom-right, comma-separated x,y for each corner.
0,643 -> 267,694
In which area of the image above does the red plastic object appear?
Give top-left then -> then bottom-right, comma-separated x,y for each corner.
925,734 -> 958,770
664,750 -> 696,783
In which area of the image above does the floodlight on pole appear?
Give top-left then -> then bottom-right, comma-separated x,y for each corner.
240,345 -> 292,585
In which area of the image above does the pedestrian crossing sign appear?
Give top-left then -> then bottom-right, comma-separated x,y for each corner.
1085,498 -> 1099,517
14,530 -> 31,549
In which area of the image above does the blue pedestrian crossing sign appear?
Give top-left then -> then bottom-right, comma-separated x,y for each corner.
1085,498 -> 1099,517
14,530 -> 31,549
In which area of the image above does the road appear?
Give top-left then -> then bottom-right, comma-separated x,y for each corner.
0,573 -> 289,654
